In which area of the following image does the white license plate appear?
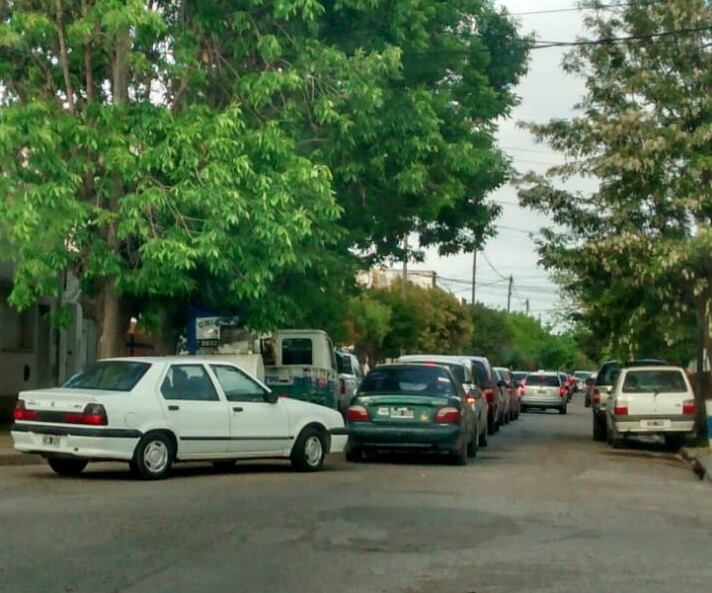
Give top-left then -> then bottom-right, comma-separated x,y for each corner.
42,435 -> 62,446
390,407 -> 414,419
641,419 -> 671,429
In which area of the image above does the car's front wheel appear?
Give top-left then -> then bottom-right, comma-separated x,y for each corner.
291,427 -> 326,472
47,457 -> 88,477
131,432 -> 175,480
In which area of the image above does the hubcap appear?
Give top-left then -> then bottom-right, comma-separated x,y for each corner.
144,440 -> 169,473
304,435 -> 323,467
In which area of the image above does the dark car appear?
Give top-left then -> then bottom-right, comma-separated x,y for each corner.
591,358 -> 667,441
494,366 -> 520,422
345,364 -> 478,465
470,356 -> 506,435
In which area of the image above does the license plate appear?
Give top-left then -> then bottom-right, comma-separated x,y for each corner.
641,419 -> 671,429
390,407 -> 414,419
42,435 -> 62,446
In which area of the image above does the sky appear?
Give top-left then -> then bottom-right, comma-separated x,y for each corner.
410,0 -> 592,324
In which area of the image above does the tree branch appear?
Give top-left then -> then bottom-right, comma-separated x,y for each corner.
54,0 -> 75,110
81,0 -> 94,103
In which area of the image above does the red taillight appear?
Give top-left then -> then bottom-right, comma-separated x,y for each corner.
434,407 -> 461,424
64,404 -> 108,426
682,400 -> 696,415
465,394 -> 476,406
13,399 -> 38,421
518,386 -> 525,397
339,379 -> 346,396
559,387 -> 566,398
346,405 -> 369,423
614,404 -> 628,416
484,389 -> 494,403
593,389 -> 601,404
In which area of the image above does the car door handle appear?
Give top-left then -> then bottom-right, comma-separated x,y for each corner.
232,406 -> 244,413
168,405 -> 180,411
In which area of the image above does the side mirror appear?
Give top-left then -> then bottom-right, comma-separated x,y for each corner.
264,390 -> 279,404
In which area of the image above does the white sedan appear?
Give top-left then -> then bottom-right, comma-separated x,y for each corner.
12,357 -> 347,479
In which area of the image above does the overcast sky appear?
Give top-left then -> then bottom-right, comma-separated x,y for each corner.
411,0 -> 591,324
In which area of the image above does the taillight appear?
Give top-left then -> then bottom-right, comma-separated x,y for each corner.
518,386 -> 525,397
339,379 -> 346,396
484,389 -> 494,403
682,399 -> 696,415
559,387 -> 566,398
13,399 -> 38,421
346,405 -> 369,423
614,403 -> 628,415
434,407 -> 461,424
65,404 -> 108,426
593,389 -> 601,404
465,394 -> 476,406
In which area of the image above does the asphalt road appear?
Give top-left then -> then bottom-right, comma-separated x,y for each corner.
1,397 -> 710,593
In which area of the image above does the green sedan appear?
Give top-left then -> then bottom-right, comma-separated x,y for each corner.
345,363 -> 478,465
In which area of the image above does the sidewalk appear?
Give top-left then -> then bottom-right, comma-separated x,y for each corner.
681,445 -> 712,484
0,428 -> 42,466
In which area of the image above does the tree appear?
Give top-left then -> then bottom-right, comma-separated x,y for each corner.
517,0 -> 711,413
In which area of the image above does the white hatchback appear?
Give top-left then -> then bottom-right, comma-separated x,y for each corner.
11,357 -> 347,479
605,366 -> 696,449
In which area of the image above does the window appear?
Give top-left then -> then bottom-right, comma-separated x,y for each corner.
336,352 -> 353,375
282,338 -> 312,365
622,370 -> 687,394
161,364 -> 219,401
472,360 -> 491,388
525,374 -> 560,387
64,361 -> 151,391
360,366 -> 456,396
211,365 -> 266,402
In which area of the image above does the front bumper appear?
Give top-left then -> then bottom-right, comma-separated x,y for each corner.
11,423 -> 140,461
348,423 -> 462,451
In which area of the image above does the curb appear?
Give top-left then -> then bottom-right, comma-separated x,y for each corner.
680,447 -> 712,484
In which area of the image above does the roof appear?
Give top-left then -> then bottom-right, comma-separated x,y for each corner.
620,365 -> 685,373
399,354 -> 472,367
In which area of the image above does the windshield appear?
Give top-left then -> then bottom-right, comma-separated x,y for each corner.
512,372 -> 526,382
63,361 -> 151,391
526,374 -> 560,387
622,370 -> 688,393
360,366 -> 456,396
336,352 -> 353,374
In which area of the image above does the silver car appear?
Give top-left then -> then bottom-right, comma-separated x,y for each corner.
336,350 -> 363,413
521,371 -> 567,414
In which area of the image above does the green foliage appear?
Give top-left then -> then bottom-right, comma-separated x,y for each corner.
517,0 -> 712,365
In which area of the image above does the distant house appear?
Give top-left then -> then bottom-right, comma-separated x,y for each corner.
357,268 -> 437,290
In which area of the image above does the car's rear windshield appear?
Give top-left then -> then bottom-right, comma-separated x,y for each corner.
402,360 -> 467,384
512,372 -> 526,382
63,361 -> 151,391
575,372 -> 591,379
360,366 -> 456,396
336,352 -> 353,375
472,360 -> 490,386
526,374 -> 560,387
596,363 -> 620,385
622,370 -> 688,393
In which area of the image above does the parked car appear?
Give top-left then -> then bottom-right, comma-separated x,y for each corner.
558,371 -> 573,402
335,350 -> 364,413
345,363 -> 478,464
512,371 -> 527,387
605,366 -> 696,449
584,373 -> 596,408
574,370 -> 592,393
591,358 -> 667,442
521,371 -> 567,414
12,357 -> 347,479
469,356 -> 506,435
494,367 -> 520,422
398,355 -> 488,447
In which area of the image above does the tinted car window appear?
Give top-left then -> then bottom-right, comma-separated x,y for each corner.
526,374 -> 560,387
282,338 -> 312,365
622,370 -> 687,393
360,366 -> 456,396
161,364 -> 219,401
64,361 -> 150,391
472,360 -> 490,386
512,372 -> 526,383
336,352 -> 353,374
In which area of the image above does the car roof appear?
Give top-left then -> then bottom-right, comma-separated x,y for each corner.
526,370 -> 559,376
622,365 -> 685,373
399,355 -> 471,367
102,356 -> 247,364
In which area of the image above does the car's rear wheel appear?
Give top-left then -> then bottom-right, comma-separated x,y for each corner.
291,427 -> 326,472
131,432 -> 174,480
664,434 -> 686,450
47,457 -> 88,477
559,405 -> 567,415
487,411 -> 496,435
593,414 -> 607,441
467,430 -> 478,458
521,405 -> 528,413
451,439 -> 468,466
478,424 -> 488,447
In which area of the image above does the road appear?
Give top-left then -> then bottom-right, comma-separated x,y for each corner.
0,397 -> 710,593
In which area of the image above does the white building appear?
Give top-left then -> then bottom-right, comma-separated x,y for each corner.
357,268 -> 437,290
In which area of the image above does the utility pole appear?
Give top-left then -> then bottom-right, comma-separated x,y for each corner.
506,274 -> 513,313
471,249 -> 477,306
402,235 -> 408,298
525,298 -> 530,316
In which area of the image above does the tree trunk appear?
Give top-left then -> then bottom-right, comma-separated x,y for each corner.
694,294 -> 711,438
97,280 -> 123,358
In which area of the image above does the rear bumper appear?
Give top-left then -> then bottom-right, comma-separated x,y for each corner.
613,416 -> 695,434
521,396 -> 565,408
11,424 -> 140,461
348,423 -> 462,451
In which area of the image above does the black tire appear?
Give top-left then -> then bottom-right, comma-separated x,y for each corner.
47,457 -> 88,477
345,447 -> 363,462
478,423 -> 488,447
664,434 -> 686,451
291,427 -> 326,472
487,411 -> 496,435
131,432 -> 175,480
467,430 -> 478,458
451,439 -> 468,466
212,460 -> 237,472
593,414 -> 607,442
521,405 -> 528,413
559,405 -> 567,415
503,409 -> 510,425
